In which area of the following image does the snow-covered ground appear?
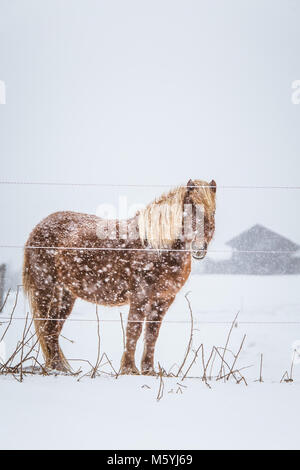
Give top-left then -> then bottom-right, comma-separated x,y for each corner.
1,377 -> 299,450
1,274 -> 300,450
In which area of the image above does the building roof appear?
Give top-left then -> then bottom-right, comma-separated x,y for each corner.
226,224 -> 299,252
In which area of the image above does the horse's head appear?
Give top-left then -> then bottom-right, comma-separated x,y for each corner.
184,179 -> 217,260
138,179 -> 216,253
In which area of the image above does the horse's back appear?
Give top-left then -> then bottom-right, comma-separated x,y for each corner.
26,211 -> 97,244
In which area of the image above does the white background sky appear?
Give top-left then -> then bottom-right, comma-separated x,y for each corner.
0,0 -> 299,269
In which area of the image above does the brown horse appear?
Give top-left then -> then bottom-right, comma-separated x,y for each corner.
23,179 -> 216,374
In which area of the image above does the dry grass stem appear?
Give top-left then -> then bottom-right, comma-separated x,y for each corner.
181,344 -> 203,381
120,312 -> 126,351
255,354 -> 264,383
176,292 -> 194,377
226,334 -> 246,381
218,311 -> 239,380
0,288 -> 11,313
156,362 -> 165,401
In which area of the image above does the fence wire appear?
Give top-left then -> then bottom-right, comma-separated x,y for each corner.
1,181 -> 300,190
0,245 -> 297,254
0,180 -> 299,326
0,316 -> 300,326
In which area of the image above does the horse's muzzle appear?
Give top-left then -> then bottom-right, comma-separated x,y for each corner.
192,241 -> 207,260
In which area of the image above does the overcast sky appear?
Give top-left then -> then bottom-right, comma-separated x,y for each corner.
0,0 -> 299,268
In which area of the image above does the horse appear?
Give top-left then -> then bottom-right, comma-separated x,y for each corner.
23,179 -> 217,375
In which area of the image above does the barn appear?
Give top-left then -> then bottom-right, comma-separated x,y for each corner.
202,224 -> 300,275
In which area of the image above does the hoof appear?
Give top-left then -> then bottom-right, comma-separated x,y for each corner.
141,368 -> 157,376
45,362 -> 72,375
120,365 -> 140,375
47,369 -> 71,376
120,353 -> 140,375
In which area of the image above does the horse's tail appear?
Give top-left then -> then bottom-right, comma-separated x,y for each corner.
22,246 -> 31,297
22,240 -> 73,371
22,246 -> 48,361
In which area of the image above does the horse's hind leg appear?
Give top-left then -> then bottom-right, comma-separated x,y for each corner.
32,284 -> 75,372
141,296 -> 175,375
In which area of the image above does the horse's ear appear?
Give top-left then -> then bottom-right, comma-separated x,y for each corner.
187,179 -> 195,191
210,179 -> 217,194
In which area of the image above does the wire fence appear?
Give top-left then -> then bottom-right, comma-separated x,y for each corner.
1,180 -> 300,190
0,180 -> 299,327
0,180 -> 299,255
1,316 -> 300,325
0,245 -> 297,255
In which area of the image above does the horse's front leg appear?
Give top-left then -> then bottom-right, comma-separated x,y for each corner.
120,298 -> 148,375
141,296 -> 175,376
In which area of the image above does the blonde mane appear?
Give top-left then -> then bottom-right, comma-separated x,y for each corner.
138,180 -> 216,249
